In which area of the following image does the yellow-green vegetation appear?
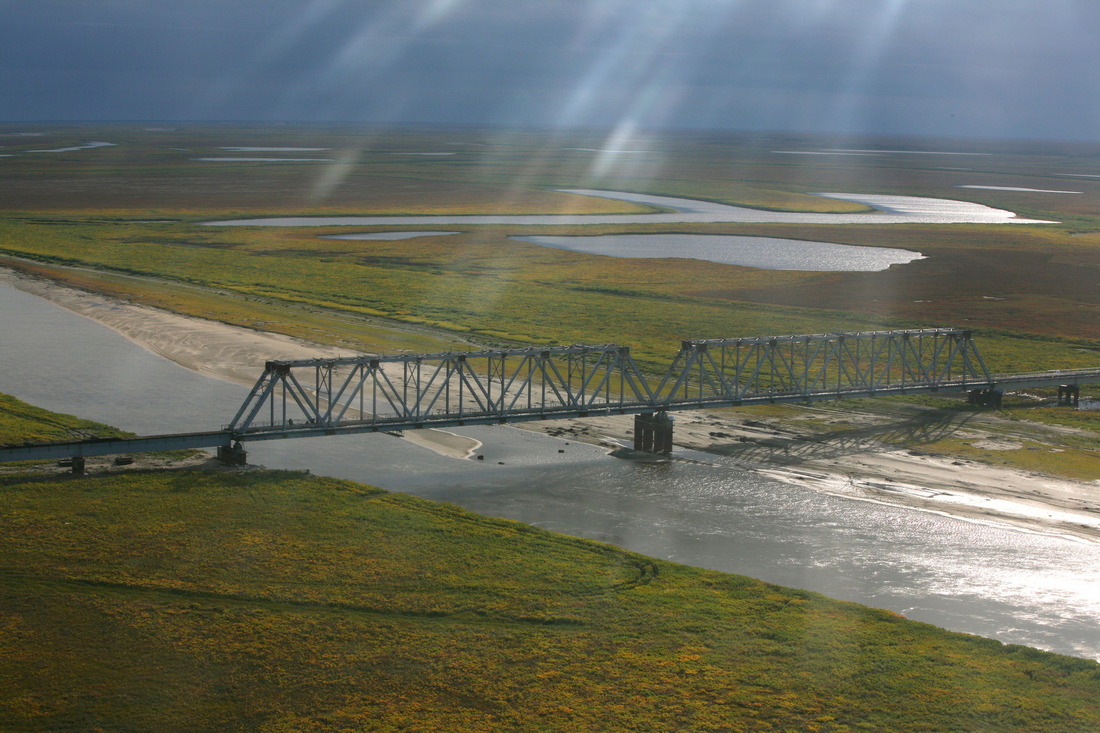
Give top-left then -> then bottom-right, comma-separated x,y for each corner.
4,465 -> 1100,732
731,394 -> 1100,481
0,256 -> 470,355
6,128 -> 1100,730
0,393 -> 131,445
921,436 -> 1100,481
1,124 -> 1099,374
1,218 -> 1098,374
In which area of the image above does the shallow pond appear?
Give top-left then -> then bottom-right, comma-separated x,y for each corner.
511,233 -> 923,271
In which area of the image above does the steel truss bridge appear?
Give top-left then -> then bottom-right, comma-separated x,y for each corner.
3,327 -> 1098,465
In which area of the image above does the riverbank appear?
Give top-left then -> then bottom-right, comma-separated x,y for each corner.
528,410 -> 1100,543
3,265 -> 1097,542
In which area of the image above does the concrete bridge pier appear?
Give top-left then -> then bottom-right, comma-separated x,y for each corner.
634,412 -> 674,456
1058,384 -> 1080,407
217,441 -> 248,466
967,388 -> 1003,408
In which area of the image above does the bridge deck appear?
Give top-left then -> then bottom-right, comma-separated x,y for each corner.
0,431 -> 233,463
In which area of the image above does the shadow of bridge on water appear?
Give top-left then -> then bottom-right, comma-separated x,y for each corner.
699,408 -> 980,469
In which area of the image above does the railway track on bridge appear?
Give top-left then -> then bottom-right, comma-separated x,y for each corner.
3,328 -> 1098,466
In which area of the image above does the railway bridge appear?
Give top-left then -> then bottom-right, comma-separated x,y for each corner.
3,327 -> 1098,469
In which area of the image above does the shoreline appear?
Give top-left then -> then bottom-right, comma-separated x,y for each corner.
0,267 -> 476,462
522,411 -> 1100,543
2,265 -> 1097,543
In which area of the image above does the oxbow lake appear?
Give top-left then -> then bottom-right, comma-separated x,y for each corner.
1,281 -> 1099,660
323,229 -> 921,271
510,233 -> 923,271
210,189 -> 1056,271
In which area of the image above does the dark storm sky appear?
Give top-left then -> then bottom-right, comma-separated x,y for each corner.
2,0 -> 1098,140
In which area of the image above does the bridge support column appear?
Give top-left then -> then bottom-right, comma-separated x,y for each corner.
634,412 -> 673,456
1058,384 -> 1080,407
217,441 -> 248,466
967,389 -> 1002,408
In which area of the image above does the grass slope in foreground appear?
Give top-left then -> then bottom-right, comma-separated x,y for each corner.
1,397 -> 1099,731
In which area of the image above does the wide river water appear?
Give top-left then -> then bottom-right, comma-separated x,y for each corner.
2,283 -> 1098,660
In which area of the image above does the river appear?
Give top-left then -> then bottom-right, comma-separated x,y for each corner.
201,189 -> 1056,226
2,283 -> 1098,660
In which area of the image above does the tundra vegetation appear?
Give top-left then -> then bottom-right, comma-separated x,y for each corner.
1,127 -> 1100,728
1,124 -> 1096,476
2,394 -> 1100,731
0,125 -> 1098,368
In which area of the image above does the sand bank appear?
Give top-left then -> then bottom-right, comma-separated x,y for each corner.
525,411 -> 1100,543
3,266 -> 1097,542
0,268 -> 478,461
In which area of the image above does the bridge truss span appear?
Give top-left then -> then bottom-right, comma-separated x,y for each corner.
229,344 -> 656,436
228,327 -> 1002,441
4,327 -> 1099,465
658,328 -> 993,407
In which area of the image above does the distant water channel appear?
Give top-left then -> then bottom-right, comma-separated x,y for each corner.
202,189 -> 1056,227
1,283 -> 1098,660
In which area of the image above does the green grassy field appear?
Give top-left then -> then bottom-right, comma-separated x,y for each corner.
0,392 -> 131,445
2,394 -> 1100,732
1,130 -> 1099,729
1,124 -> 1098,374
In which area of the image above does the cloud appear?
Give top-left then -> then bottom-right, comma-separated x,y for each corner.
1,0 -> 1097,140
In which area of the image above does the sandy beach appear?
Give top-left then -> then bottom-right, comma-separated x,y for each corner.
3,266 -> 1098,542
0,267 -> 475,460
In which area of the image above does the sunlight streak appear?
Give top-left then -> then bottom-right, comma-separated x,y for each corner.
198,0 -> 345,117
413,0 -> 466,30
829,0 -> 912,131
308,149 -> 363,204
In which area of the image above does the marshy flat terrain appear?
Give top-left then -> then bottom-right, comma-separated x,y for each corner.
1,124 -> 1099,365
2,124 -> 1100,730
2,394 -> 1100,731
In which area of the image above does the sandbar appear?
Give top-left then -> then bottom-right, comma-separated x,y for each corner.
0,267 -> 478,461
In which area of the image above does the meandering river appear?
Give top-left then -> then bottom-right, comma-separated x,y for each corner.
202,189 -> 1057,227
1,283 -> 1098,660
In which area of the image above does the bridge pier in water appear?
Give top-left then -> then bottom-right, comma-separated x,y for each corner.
634,412 -> 674,456
967,388 -> 1003,408
13,328 -> 1100,470
1058,384 -> 1080,407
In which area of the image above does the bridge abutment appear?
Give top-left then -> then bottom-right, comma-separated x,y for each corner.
634,412 -> 674,456
1058,384 -> 1080,407
217,442 -> 248,466
967,389 -> 1003,408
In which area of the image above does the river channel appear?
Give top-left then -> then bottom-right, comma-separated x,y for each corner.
2,283 -> 1098,660
202,189 -> 1057,226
